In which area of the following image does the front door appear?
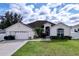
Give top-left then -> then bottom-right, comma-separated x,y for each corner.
45,27 -> 50,36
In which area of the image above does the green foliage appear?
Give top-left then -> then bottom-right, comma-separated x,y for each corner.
0,11 -> 23,29
34,27 -> 43,37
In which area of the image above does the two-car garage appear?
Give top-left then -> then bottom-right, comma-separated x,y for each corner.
15,31 -> 29,39
5,22 -> 35,40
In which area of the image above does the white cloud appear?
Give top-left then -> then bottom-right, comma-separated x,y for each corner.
59,4 -> 79,12
47,3 -> 63,8
38,5 -> 51,15
9,3 -> 35,22
59,4 -> 73,12
7,3 -> 79,25
9,3 -> 64,22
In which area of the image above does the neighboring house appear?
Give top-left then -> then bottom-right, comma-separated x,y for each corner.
71,24 -> 79,39
5,22 -> 35,40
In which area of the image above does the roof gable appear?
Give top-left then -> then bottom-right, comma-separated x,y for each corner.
52,22 -> 70,28
5,22 -> 33,31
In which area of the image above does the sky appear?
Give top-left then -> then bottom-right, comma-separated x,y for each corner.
0,3 -> 79,26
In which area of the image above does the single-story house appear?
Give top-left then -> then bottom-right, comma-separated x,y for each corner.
0,20 -> 79,40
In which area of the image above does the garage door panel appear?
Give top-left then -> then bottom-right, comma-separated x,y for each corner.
15,32 -> 29,39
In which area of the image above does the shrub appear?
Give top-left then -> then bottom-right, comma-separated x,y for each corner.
4,35 -> 15,40
50,36 -> 72,40
41,33 -> 46,38
34,35 -> 39,39
28,37 -> 32,40
4,36 -> 8,40
63,36 -> 72,39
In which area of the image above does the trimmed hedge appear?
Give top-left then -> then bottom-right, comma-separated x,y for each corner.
4,35 -> 15,40
50,36 -> 72,40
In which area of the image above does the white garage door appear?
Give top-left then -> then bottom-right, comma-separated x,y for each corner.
15,31 -> 29,39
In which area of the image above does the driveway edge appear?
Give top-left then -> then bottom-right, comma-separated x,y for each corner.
10,40 -> 28,56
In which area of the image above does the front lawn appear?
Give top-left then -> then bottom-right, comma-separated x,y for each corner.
12,39 -> 79,56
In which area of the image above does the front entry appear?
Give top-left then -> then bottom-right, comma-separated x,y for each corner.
45,26 -> 50,36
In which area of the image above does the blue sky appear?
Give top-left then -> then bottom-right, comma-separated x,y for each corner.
0,3 -> 79,25
0,3 -> 47,14
0,3 -> 79,15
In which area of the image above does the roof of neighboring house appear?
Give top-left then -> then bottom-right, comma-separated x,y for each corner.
27,20 -> 55,28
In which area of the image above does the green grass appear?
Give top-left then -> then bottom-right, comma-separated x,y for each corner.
12,39 -> 79,56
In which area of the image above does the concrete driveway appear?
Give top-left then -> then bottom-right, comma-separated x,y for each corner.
0,40 -> 28,56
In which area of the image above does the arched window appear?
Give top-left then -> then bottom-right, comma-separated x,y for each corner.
57,28 -> 64,37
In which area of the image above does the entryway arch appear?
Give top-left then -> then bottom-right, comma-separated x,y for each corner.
45,26 -> 50,36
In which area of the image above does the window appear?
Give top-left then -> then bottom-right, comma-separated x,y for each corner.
74,28 -> 79,32
57,28 -> 64,37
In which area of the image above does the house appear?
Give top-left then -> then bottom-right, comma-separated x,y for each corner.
1,20 -> 79,40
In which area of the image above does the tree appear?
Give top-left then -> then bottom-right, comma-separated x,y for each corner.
0,11 -> 23,29
34,27 -> 43,38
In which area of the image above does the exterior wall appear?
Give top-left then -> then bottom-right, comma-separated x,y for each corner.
71,25 -> 79,39
5,23 -> 35,39
50,23 -> 71,36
